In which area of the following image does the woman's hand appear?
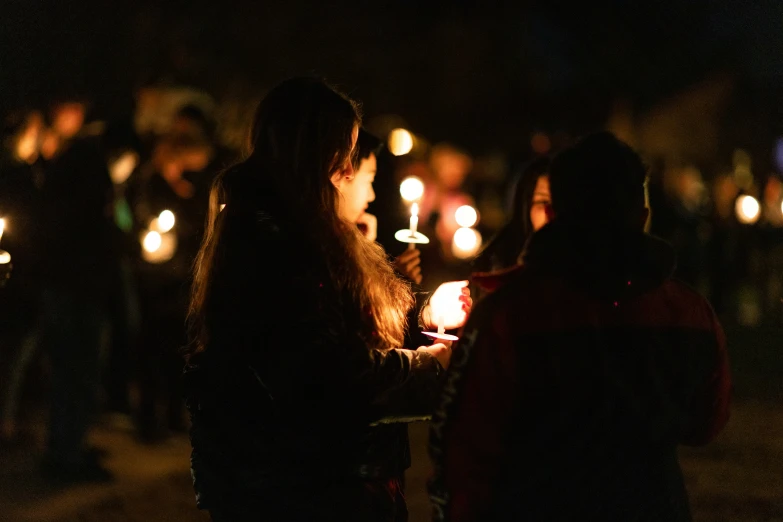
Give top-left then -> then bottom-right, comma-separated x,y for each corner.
422,280 -> 472,330
418,342 -> 452,369
394,248 -> 422,284
356,212 -> 378,242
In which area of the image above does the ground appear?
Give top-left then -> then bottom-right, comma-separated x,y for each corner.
2,326 -> 782,521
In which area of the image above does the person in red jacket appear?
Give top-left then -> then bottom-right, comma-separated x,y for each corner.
429,132 -> 731,522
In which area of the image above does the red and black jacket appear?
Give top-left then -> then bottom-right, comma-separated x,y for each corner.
429,221 -> 731,522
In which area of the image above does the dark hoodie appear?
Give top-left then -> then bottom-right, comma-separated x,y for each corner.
429,221 -> 731,522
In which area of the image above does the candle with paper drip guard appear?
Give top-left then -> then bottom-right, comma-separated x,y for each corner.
421,280 -> 469,342
396,177 -> 429,248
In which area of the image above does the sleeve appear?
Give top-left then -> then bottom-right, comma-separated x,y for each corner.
430,299 -> 519,522
291,267 -> 445,423
680,309 -> 732,446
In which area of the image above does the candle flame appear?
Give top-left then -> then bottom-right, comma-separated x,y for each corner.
0,218 -> 5,243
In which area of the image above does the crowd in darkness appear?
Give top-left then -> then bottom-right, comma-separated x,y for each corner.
0,98 -> 224,482
0,85 -> 778,496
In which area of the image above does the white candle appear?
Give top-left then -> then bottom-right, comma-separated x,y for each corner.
437,315 -> 445,335
0,218 -> 5,244
409,203 -> 419,235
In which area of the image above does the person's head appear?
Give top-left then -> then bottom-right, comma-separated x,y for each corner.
549,132 -> 648,230
191,77 -> 412,355
172,104 -> 213,140
49,101 -> 86,139
510,156 -> 551,237
332,129 -> 381,223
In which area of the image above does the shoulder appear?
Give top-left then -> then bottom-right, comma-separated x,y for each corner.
471,263 -> 525,294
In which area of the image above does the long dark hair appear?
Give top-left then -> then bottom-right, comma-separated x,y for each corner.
473,156 -> 550,272
189,77 -> 413,356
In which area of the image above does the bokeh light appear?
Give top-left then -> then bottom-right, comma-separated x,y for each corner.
452,227 -> 482,259
388,128 -> 414,156
400,176 -> 425,202
454,205 -> 478,228
157,210 -> 176,233
735,195 -> 760,224
143,230 -> 162,253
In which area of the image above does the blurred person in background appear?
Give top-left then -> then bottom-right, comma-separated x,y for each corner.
352,130 -> 423,285
184,77 -> 467,522
706,174 -> 743,323
40,99 -> 87,161
0,109 -> 46,443
101,121 -> 143,420
37,104 -> 116,482
471,157 -> 551,280
130,125 -> 214,442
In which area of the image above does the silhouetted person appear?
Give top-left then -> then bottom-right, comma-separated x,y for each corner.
38,128 -> 115,482
131,131 -> 212,441
184,77 -> 467,522
429,132 -> 731,522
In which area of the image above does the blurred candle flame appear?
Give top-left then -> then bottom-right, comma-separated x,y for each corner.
735,195 -> 760,224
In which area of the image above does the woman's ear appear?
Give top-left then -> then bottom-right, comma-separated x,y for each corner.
330,171 -> 343,189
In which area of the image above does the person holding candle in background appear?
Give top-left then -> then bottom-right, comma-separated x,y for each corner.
351,129 -> 423,285
184,77 -> 470,522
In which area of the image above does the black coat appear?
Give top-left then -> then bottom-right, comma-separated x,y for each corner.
184,207 -> 444,521
429,222 -> 731,522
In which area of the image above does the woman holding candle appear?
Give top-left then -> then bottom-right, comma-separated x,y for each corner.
185,77 -> 468,522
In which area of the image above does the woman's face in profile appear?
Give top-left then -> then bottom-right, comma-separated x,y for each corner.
332,125 -> 376,223
529,175 -> 551,232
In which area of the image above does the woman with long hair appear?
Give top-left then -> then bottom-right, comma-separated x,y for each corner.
473,156 -> 551,274
184,77 -> 466,521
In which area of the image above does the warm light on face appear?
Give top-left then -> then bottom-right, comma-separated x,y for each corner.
452,227 -> 482,259
400,176 -> 424,202
454,205 -> 478,228
388,128 -> 414,156
157,210 -> 176,233
735,195 -> 760,224
143,230 -> 162,253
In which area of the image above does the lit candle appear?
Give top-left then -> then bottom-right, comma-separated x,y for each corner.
409,203 -> 419,235
437,315 -> 445,335
0,218 -> 5,244
408,203 -> 419,250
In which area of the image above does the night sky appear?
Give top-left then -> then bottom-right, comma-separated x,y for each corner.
1,0 -> 781,154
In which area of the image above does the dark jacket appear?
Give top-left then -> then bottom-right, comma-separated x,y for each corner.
38,137 -> 115,299
429,221 -> 731,522
184,207 -> 444,521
